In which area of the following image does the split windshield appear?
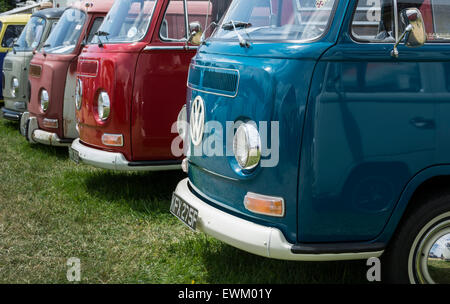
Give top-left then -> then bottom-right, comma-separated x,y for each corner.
43,9 -> 86,54
14,16 -> 46,52
91,0 -> 157,44
213,0 -> 338,42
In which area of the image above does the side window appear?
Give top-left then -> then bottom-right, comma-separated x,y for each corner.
395,0 -> 450,42
2,24 -> 25,48
187,0 -> 232,39
50,21 -> 58,34
351,0 -> 395,42
160,0 -> 187,41
352,0 -> 450,43
87,17 -> 104,43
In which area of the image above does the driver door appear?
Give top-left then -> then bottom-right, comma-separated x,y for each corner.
131,0 -> 230,162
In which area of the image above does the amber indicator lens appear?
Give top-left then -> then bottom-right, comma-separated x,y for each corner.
42,119 -> 58,129
101,133 -> 123,147
244,192 -> 284,217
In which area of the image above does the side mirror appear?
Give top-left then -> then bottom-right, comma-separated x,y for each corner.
187,21 -> 203,46
392,8 -> 426,58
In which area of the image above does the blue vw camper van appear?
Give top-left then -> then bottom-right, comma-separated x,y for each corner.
172,0 -> 450,283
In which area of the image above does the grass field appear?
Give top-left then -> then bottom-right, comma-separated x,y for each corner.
0,118 -> 368,283
428,259 -> 450,284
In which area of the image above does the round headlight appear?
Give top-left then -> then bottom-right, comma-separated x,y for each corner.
97,91 -> 110,121
75,78 -> 82,110
177,105 -> 187,139
40,89 -> 49,112
233,122 -> 261,170
11,77 -> 19,98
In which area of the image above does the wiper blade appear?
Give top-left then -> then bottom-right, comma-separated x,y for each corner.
94,31 -> 109,47
95,31 -> 110,37
222,20 -> 251,48
222,21 -> 251,31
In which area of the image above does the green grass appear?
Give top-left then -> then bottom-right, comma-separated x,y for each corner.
428,259 -> 450,284
0,119 -> 368,283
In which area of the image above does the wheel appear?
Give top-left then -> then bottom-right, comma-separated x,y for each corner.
383,194 -> 450,284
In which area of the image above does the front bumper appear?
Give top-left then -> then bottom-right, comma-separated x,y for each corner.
70,138 -> 181,171
174,178 -> 384,261
1,106 -> 23,121
20,113 -> 73,147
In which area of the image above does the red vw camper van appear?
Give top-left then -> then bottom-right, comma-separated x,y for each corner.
69,0 -> 231,171
20,0 -> 114,146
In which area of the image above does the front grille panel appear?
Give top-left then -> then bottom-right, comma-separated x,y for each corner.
29,64 -> 42,78
187,64 -> 239,97
3,60 -> 12,71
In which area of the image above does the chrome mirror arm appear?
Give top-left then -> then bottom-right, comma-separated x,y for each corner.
391,24 -> 413,58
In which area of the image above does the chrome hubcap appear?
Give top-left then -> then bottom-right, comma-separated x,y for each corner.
413,217 -> 450,284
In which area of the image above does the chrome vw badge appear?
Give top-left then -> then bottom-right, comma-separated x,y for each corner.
190,96 -> 205,146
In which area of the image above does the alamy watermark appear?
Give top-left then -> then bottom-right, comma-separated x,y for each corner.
171,120 -> 280,168
366,257 -> 381,282
66,257 -> 81,282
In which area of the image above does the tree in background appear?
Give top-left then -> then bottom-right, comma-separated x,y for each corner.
0,0 -> 13,13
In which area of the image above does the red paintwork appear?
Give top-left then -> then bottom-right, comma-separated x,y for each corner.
77,0 -> 212,162
28,0 -> 113,138
419,0 -> 434,39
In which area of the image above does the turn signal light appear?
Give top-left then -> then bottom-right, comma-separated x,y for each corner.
101,133 -> 123,147
42,118 -> 58,129
244,192 -> 285,217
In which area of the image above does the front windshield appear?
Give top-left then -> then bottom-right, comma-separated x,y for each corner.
213,0 -> 338,42
91,0 -> 157,44
43,8 -> 86,54
14,16 -> 46,52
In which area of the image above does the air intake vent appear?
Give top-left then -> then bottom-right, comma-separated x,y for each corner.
78,60 -> 98,77
188,64 -> 239,97
29,64 -> 42,78
3,60 -> 12,71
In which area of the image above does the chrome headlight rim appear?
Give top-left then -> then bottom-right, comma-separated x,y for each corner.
11,77 -> 19,98
75,78 -> 83,110
233,122 -> 262,170
40,89 -> 49,112
97,91 -> 110,121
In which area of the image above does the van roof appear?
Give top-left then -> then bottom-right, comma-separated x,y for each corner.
0,14 -> 31,24
32,8 -> 65,19
71,0 -> 115,14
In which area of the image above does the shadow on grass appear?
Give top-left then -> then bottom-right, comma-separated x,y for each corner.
2,120 -> 20,132
1,119 -> 69,160
84,170 -> 185,214
28,144 -> 69,160
172,236 -> 369,284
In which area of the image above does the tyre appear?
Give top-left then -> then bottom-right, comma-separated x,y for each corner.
383,194 -> 450,284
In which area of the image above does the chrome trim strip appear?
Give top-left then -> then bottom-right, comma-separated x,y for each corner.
143,45 -> 199,51
189,160 -> 239,181
187,64 -> 240,98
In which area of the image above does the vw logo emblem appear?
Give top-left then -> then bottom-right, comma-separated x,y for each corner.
190,96 -> 205,146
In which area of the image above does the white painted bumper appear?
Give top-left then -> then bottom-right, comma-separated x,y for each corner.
174,178 -> 384,261
71,138 -> 181,171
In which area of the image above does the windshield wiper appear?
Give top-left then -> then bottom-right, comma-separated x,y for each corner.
222,20 -> 251,48
94,31 -> 109,47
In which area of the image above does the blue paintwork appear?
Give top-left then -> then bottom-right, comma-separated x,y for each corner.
186,0 -> 450,246
0,51 -> 7,99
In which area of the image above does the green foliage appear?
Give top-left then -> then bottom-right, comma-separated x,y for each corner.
0,0 -> 12,13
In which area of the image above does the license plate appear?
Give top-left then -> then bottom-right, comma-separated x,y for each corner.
170,193 -> 199,231
69,147 -> 80,164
